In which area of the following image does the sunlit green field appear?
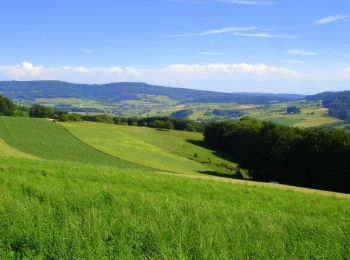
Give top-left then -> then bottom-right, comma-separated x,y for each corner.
99,123 -> 240,175
0,156 -> 349,259
63,121 -> 236,175
0,117 -> 141,169
247,101 -> 341,128
0,116 -> 349,259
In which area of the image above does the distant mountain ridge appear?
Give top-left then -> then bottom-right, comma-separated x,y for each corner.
0,80 -> 304,105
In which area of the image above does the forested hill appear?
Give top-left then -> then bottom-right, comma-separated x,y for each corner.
307,91 -> 350,123
306,91 -> 350,102
0,81 -> 303,104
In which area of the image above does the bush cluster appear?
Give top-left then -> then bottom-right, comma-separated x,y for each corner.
0,94 -> 15,116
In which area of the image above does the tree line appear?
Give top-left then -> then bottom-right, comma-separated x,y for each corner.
0,95 -> 204,132
204,117 -> 350,193
83,114 -> 204,132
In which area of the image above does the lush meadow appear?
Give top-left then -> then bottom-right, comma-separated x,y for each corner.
0,116 -> 142,169
0,156 -> 349,259
0,116 -> 349,259
63,121 -> 237,175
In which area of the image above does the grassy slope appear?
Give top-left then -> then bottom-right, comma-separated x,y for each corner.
0,117 -> 141,169
111,124 -> 240,175
0,139 -> 38,159
0,156 -> 349,259
62,122 -> 209,175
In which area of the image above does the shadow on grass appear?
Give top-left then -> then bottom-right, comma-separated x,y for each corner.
186,139 -> 238,162
185,139 -> 246,180
155,128 -> 171,132
198,170 -> 242,179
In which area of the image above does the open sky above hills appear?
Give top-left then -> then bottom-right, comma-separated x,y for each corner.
0,0 -> 349,94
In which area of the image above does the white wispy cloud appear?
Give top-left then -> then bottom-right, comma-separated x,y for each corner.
166,63 -> 298,77
170,27 -> 297,39
168,26 -> 258,37
314,14 -> 348,25
197,51 -> 224,56
0,61 -> 299,92
233,32 -> 297,38
0,62 -> 141,81
287,49 -> 318,56
0,61 -> 297,80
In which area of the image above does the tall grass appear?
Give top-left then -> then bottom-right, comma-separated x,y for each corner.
0,156 -> 349,259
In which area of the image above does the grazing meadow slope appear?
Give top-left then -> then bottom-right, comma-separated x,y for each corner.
0,116 -> 349,258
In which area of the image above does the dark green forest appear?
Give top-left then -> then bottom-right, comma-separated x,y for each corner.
204,118 -> 350,193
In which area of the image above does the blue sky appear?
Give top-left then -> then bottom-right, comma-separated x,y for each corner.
0,0 -> 349,93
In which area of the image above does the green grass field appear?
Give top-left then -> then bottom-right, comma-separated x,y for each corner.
0,156 -> 349,259
63,122 -> 239,175
113,125 -> 240,175
62,121 -> 222,175
0,139 -> 38,159
0,116 -> 349,258
247,101 -> 342,128
0,117 -> 141,169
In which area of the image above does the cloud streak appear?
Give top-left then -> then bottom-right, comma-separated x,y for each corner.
314,14 -> 348,25
233,32 -> 297,39
0,61 -> 298,80
287,49 -> 318,56
168,26 -> 258,37
169,26 -> 297,39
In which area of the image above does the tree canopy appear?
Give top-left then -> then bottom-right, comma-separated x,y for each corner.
204,117 -> 350,193
0,94 -> 15,116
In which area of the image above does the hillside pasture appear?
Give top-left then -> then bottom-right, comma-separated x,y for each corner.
62,122 -> 209,174
0,116 -> 141,169
112,124 -> 241,175
64,122 -> 239,175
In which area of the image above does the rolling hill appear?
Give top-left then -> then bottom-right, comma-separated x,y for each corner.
0,116 -> 349,258
0,80 -> 304,104
0,116 -> 142,169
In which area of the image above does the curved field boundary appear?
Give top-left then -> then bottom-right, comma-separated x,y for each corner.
0,116 -> 145,169
0,138 -> 39,159
62,122 -> 210,175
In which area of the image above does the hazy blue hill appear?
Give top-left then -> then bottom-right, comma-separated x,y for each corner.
0,80 -> 302,104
